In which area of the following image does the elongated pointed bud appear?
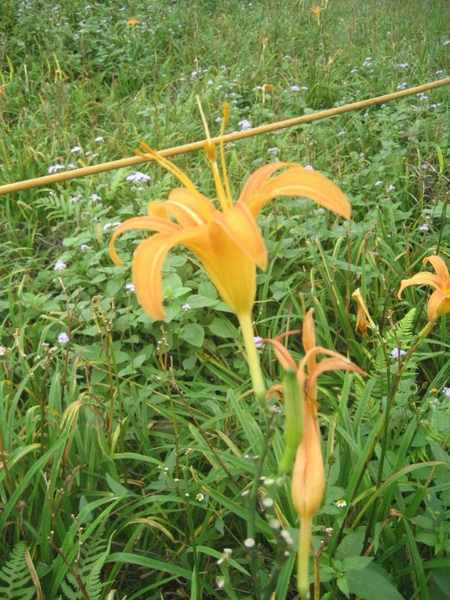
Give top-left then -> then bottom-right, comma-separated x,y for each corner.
278,368 -> 303,476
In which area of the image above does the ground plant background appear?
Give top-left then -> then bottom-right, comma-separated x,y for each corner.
0,0 -> 449,598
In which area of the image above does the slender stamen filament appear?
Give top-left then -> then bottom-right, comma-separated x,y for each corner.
138,143 -> 201,197
219,103 -> 233,206
196,97 -> 232,212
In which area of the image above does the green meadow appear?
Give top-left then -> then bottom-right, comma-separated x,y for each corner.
0,0 -> 449,598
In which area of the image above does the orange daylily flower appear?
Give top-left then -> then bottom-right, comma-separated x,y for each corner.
352,288 -> 376,336
398,255 -> 450,322
311,6 -> 323,24
266,310 -> 363,597
109,106 -> 350,398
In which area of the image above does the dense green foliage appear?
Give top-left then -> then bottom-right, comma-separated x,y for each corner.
0,0 -> 449,598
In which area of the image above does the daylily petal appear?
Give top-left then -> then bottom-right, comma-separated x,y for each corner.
213,202 -> 267,269
189,223 -> 256,316
168,188 -> 215,222
398,272 -> 442,297
109,216 -> 180,266
427,289 -> 450,321
424,255 -> 449,282
302,309 -> 317,387
291,410 -> 325,519
238,162 -> 287,207
306,355 -> 364,400
265,338 -> 298,371
132,224 -> 214,319
352,288 -> 376,335
132,232 -> 175,320
244,166 -> 351,219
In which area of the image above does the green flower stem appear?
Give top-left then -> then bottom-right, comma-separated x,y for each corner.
297,516 -> 312,600
238,313 -> 266,402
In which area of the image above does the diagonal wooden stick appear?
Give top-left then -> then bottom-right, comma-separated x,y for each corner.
1,77 -> 449,196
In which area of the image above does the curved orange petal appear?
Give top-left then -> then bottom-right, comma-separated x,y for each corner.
132,233 -> 174,320
264,338 -> 298,371
238,162 -> 286,208
427,289 -> 450,321
397,272 -> 442,298
131,223 -> 220,319
243,166 -> 351,218
189,224 -> 257,316
108,216 -> 180,266
213,203 -> 267,269
307,355 -> 364,399
168,188 -> 215,222
291,410 -> 325,519
424,255 -> 449,282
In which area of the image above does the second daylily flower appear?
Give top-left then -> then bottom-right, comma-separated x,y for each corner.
266,310 -> 363,598
109,106 -> 351,398
398,254 -> 450,322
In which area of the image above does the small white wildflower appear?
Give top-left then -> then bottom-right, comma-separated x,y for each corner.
270,518 -> 281,530
391,347 -> 406,359
80,244 -> 90,251
244,538 -> 255,548
54,260 -> 67,271
90,193 -> 101,202
103,221 -> 122,231
267,147 -> 280,155
71,145 -> 82,154
126,171 -> 151,183
254,336 -> 263,349
182,303 -> 191,311
125,283 -> 135,293
48,164 -> 65,174
336,499 -> 347,508
216,577 -> 225,589
280,529 -> 294,546
94,136 -> 104,142
428,398 -> 439,411
238,119 -> 252,131
419,224 -> 429,232
57,332 -> 70,344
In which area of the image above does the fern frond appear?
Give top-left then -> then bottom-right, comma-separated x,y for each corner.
60,524 -> 112,600
0,541 -> 36,600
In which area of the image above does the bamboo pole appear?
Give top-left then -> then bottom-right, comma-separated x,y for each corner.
1,77 -> 449,196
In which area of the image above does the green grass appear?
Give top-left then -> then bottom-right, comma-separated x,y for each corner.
0,0 -> 449,598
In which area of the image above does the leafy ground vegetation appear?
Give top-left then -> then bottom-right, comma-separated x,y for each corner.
0,0 -> 449,598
